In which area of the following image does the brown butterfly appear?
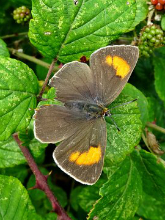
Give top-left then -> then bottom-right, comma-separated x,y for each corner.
34,45 -> 139,185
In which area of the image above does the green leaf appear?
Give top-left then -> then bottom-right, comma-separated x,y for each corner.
29,138 -> 47,162
46,87 -> 56,100
0,38 -> 10,57
128,0 -> 148,31
0,57 -> 39,141
147,97 -> 156,122
123,83 -> 149,127
88,156 -> 142,220
70,186 -> 84,211
0,118 -> 47,168
132,216 -> 142,220
161,15 -> 165,31
131,149 -> 165,201
0,175 -> 37,220
153,47 -> 165,105
137,192 -> 165,220
134,56 -> 154,96
38,87 -> 62,107
160,142 -> 165,161
0,9 -> 6,28
105,92 -> 142,164
0,134 -> 47,168
45,213 -> 57,220
68,212 -> 77,220
147,97 -> 165,129
78,177 -> 107,213
0,165 -> 28,183
29,0 -> 138,62
0,137 -> 26,168
7,0 -> 32,8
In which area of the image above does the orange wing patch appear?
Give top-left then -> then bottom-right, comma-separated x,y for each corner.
69,145 -> 102,165
105,55 -> 113,66
105,55 -> 130,79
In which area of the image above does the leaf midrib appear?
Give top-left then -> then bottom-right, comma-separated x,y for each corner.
57,0 -> 135,59
106,158 -> 133,218
139,152 -> 165,195
57,0 -> 84,59
0,89 -> 37,97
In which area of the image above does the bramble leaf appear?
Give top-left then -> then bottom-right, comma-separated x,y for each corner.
70,186 -> 84,212
0,57 -> 39,141
161,15 -> 165,31
123,83 -> 149,127
29,0 -> 139,62
105,91 -> 142,164
78,177 -> 107,213
0,137 -> 25,168
88,156 -> 142,220
128,0 -> 148,31
0,175 -> 37,220
0,132 -> 47,168
0,38 -> 10,57
154,47 -> 165,106
131,149 -> 165,201
0,165 -> 28,183
137,192 -> 165,220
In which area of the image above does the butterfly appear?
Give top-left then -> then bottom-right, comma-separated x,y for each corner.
34,45 -> 139,185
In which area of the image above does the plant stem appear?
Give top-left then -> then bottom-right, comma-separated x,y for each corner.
146,122 -> 165,134
118,37 -> 133,41
37,58 -> 57,101
13,133 -> 71,220
0,32 -> 28,39
8,48 -> 59,72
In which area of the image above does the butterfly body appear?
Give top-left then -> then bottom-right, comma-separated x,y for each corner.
65,101 -> 109,119
34,45 -> 139,185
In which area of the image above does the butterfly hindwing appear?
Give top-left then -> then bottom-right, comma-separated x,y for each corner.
34,105 -> 87,143
53,117 -> 107,185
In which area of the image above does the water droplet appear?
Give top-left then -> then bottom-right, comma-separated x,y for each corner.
44,32 -> 51,36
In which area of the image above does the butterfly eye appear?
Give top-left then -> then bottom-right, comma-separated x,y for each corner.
103,108 -> 110,117
104,112 -> 109,117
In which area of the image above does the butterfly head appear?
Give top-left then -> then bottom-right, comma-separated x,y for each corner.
102,107 -> 110,117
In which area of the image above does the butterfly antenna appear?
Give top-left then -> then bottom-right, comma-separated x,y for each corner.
107,99 -> 137,131
109,116 -> 120,132
110,99 -> 137,110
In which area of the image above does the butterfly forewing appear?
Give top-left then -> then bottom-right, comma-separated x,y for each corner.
49,61 -> 95,104
53,117 -> 107,185
90,45 -> 139,106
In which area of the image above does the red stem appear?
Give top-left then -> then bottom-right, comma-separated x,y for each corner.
13,133 -> 71,220
37,58 -> 57,102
